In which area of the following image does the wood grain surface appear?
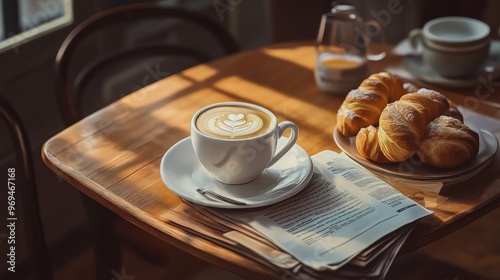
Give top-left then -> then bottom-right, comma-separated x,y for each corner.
42,41 -> 500,279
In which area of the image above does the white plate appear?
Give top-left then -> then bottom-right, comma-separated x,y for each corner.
160,137 -> 314,208
333,127 -> 498,184
404,40 -> 500,89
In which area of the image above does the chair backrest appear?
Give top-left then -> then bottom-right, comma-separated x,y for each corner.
0,97 -> 51,280
55,3 -> 240,126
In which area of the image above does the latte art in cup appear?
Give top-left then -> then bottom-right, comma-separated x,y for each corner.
191,102 -> 298,184
196,105 -> 274,139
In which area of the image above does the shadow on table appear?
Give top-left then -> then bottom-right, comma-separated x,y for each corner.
387,252 -> 489,280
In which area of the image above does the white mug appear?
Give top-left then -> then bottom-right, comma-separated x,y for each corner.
409,16 -> 490,78
191,102 -> 299,185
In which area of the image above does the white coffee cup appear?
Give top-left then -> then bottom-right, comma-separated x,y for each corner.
191,102 -> 299,185
409,16 -> 491,78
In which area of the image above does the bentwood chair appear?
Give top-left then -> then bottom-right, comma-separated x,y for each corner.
0,97 -> 51,280
53,3 -> 239,278
55,2 -> 240,126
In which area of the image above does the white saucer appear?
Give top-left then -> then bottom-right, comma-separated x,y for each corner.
404,40 -> 500,89
333,127 -> 498,185
160,137 -> 314,208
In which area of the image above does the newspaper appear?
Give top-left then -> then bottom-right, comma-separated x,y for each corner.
161,150 -> 433,276
163,203 -> 414,278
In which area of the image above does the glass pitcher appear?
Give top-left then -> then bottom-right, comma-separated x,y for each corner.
314,5 -> 386,94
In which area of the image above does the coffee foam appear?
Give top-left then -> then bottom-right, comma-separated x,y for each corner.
196,105 -> 274,139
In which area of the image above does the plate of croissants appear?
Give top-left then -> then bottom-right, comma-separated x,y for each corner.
333,72 -> 498,184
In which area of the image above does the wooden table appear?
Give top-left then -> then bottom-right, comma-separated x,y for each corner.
42,41 -> 500,279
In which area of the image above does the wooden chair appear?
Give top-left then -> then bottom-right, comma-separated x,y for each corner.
55,2 -> 240,125
53,3 -> 239,278
0,97 -> 51,280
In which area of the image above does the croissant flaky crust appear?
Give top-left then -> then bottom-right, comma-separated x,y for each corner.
356,125 -> 390,163
418,116 -> 479,168
336,72 -> 408,137
378,89 -> 450,162
354,88 -> 479,168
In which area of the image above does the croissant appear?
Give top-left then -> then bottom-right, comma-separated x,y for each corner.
356,125 -> 390,163
402,82 -> 463,122
354,87 -> 478,168
417,116 -> 479,168
395,81 -> 463,122
377,89 -> 450,162
336,72 -> 407,136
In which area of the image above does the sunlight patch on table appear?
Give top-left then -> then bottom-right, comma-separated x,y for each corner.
182,64 -> 219,82
213,76 -> 331,115
212,76 -> 336,145
262,46 -> 316,70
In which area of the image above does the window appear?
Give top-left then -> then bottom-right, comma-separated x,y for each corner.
0,0 -> 73,53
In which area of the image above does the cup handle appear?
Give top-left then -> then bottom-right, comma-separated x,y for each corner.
365,20 -> 387,61
267,121 -> 299,167
408,28 -> 423,52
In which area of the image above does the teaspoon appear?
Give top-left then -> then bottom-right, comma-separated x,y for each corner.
196,188 -> 247,206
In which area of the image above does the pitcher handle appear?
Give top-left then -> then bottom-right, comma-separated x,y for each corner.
365,20 -> 387,61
